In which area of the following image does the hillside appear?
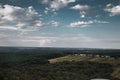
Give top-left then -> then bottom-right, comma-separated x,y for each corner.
0,49 -> 120,80
49,55 -> 120,79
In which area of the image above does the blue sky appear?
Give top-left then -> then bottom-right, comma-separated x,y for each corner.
0,0 -> 120,49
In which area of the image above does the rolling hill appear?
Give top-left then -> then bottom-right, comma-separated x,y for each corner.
49,55 -> 120,79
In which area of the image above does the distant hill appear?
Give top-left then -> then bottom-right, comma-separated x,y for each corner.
0,47 -> 120,56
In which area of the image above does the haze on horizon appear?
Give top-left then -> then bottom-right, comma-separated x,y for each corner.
0,0 -> 120,49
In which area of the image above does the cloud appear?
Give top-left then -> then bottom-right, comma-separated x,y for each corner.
44,7 -> 50,14
41,0 -> 50,4
0,4 -> 43,31
81,14 -> 85,18
50,0 -> 76,11
70,4 -> 90,10
70,20 -> 109,27
47,36 -> 120,49
104,4 -> 120,16
50,20 -> 60,27
20,38 -> 53,46
41,0 -> 76,13
0,34 -> 56,47
70,4 -> 91,18
0,32 -> 120,49
0,32 -> 91,47
106,3 -> 112,7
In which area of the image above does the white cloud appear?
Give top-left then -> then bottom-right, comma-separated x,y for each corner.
41,0 -> 50,4
0,35 -> 56,47
44,7 -> 50,14
48,36 -> 120,49
70,4 -> 91,18
0,4 -> 43,31
0,32 -> 120,49
41,0 -> 76,13
70,4 -> 90,10
20,38 -> 52,46
50,0 -> 75,10
81,14 -> 85,18
50,20 -> 60,27
95,15 -> 101,18
70,21 -> 90,28
104,4 -> 120,16
106,3 -> 112,7
70,20 -> 109,27
0,26 -> 18,30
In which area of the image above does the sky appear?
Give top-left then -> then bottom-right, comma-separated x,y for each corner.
0,0 -> 120,49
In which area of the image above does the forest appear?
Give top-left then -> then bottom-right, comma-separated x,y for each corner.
0,47 -> 120,80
